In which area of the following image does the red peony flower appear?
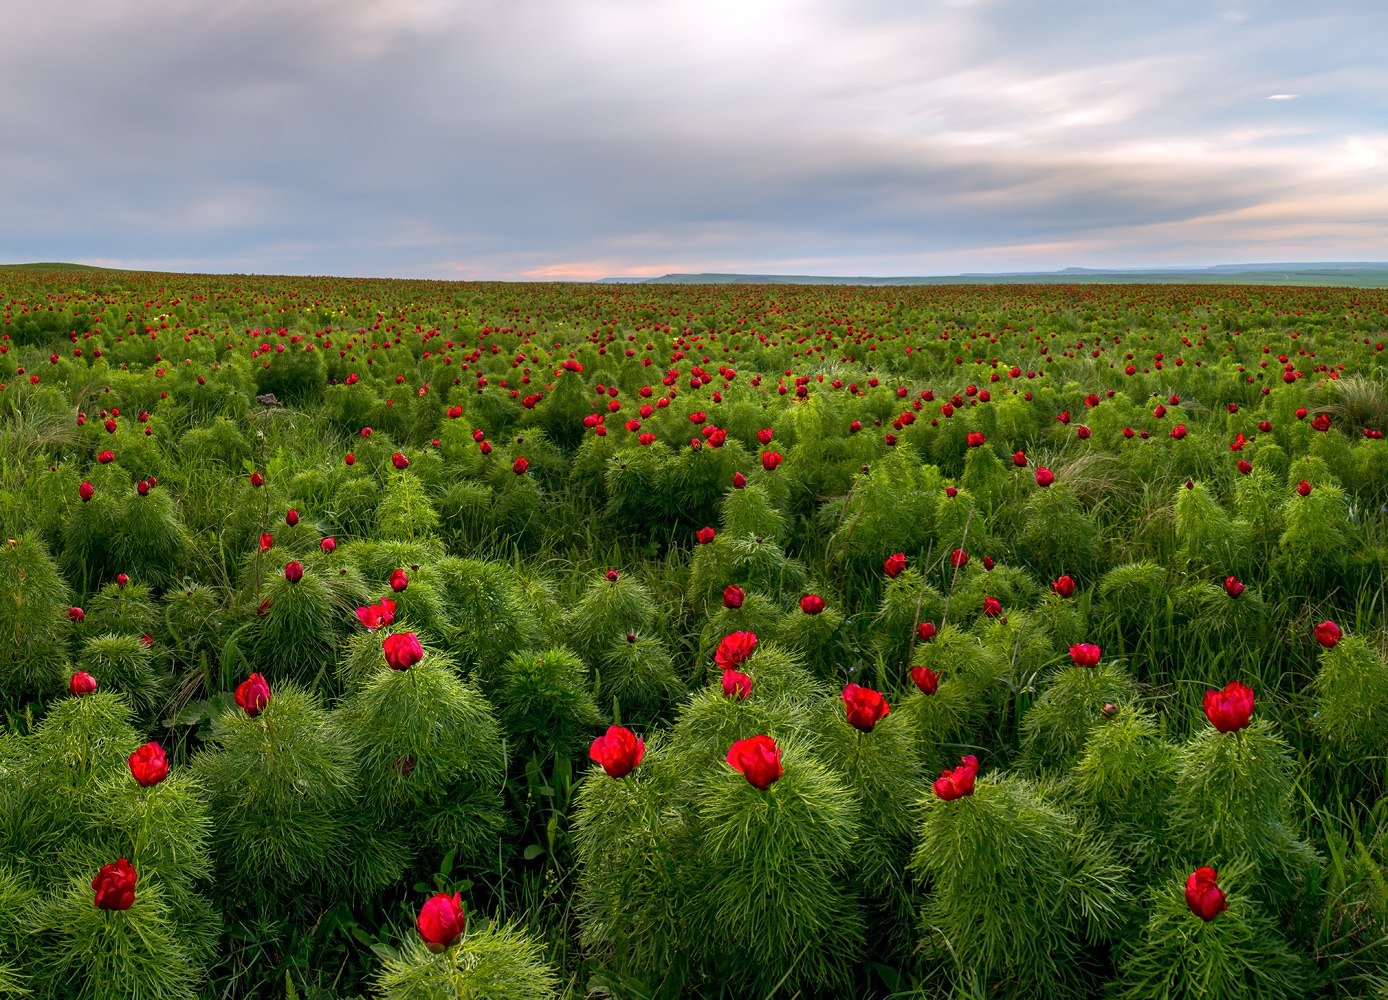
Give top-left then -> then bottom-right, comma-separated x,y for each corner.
128,742 -> 169,787
1311,413 -> 1331,432
382,632 -> 424,670
1296,480 -> 1312,496
910,665 -> 939,694
950,548 -> 968,569
695,526 -> 716,545
1069,643 -> 1101,668
513,456 -> 529,474
97,450 -> 115,464
389,568 -> 409,592
79,480 -> 94,502
761,451 -> 783,471
1051,574 -> 1076,598
320,536 -> 336,553
732,471 -> 747,489
842,683 -> 890,732
354,598 -> 396,630
92,858 -> 137,911
285,509 -> 300,527
70,671 -> 98,696
392,452 -> 409,469
284,561 -> 303,584
259,532 -> 274,553
249,471 -> 264,487
716,631 -> 758,670
1203,680 -> 1255,732
721,585 -> 744,609
589,724 -> 644,778
916,621 -> 938,642
1185,866 -> 1227,921
883,552 -> 907,578
1223,576 -> 1245,598
756,428 -> 774,445
966,432 -> 986,447
417,892 -> 465,952
800,593 -> 825,615
1314,620 -> 1342,649
68,606 -> 85,622
1034,467 -> 1054,488
116,573 -> 130,588
982,595 -> 1002,618
1012,449 -> 1027,467
933,754 -> 979,801
235,672 -> 271,717
726,734 -> 783,789
722,668 -> 752,700
1236,459 -> 1252,475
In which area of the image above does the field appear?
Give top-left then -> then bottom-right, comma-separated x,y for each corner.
1,267 -> 1387,998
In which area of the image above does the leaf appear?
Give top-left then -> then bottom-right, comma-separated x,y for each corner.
523,844 -> 545,861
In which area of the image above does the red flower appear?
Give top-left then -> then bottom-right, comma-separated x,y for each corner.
715,631 -> 758,670
916,621 -> 937,642
604,568 -> 620,583
883,552 -> 907,578
966,432 -> 986,448
249,471 -> 264,487
1314,620 -> 1342,649
284,561 -> 304,584
70,671 -> 98,696
950,548 -> 968,569
97,450 -> 115,464
320,536 -> 336,553
1203,680 -> 1255,733
1296,480 -> 1312,496
392,452 -> 409,469
235,672 -> 271,717
1035,466 -> 1054,488
800,593 -> 825,615
116,573 -> 130,588
513,456 -> 529,474
721,585 -> 744,609
933,755 -> 979,801
68,606 -> 85,622
1051,574 -> 1076,598
1223,576 -> 1245,598
761,451 -> 783,471
1311,413 -> 1331,432
1236,459 -> 1252,475
1012,449 -> 1027,467
910,665 -> 939,694
842,683 -> 890,732
722,668 -> 752,699
756,428 -> 774,445
726,734 -> 783,789
417,892 -> 465,952
92,858 -> 137,911
344,452 -> 356,465
695,526 -> 716,545
732,471 -> 747,489
1170,424 -> 1187,439
354,598 -> 396,630
259,532 -> 274,553
1076,425 -> 1091,440
1185,867 -> 1227,921
1069,643 -> 1101,668
128,742 -> 169,787
389,568 -> 409,592
79,480 -> 94,502
982,595 -> 1002,618
382,632 -> 424,670
982,556 -> 995,571
589,724 -> 644,778
285,509 -> 300,527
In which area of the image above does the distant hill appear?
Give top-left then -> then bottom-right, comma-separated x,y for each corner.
0,261 -> 114,271
600,263 -> 1388,288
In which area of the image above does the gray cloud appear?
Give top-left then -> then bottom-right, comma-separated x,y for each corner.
2,0 -> 1385,278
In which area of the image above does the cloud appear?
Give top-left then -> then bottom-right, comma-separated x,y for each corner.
1,0 -> 1385,277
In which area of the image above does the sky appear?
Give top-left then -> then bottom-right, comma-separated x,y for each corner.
2,0 -> 1386,280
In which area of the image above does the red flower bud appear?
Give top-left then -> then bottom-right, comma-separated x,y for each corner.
604,568 -> 620,583
344,452 -> 356,465
1035,467 -> 1054,488
800,593 -> 825,615
286,509 -> 299,527
933,754 -> 979,801
982,595 -> 1002,618
1295,480 -> 1312,496
715,631 -> 758,670
249,471 -> 264,487
1314,620 -> 1342,649
320,536 -> 336,553
512,456 -> 529,475
97,450 -> 115,464
392,452 -> 409,469
235,672 -> 271,717
1223,575 -> 1245,598
732,471 -> 747,489
92,858 -> 137,911
1185,866 -> 1227,921
589,724 -> 644,778
417,892 -> 465,952
910,665 -> 939,694
760,451 -> 783,471
1012,449 -> 1027,467
883,552 -> 906,578
116,573 -> 130,588
1069,643 -> 1101,668
842,683 -> 890,732
721,585 -> 744,609
389,568 -> 409,592
966,432 -> 986,447
383,632 -> 424,670
1203,680 -> 1255,733
284,561 -> 303,584
68,606 -> 85,622
721,668 -> 752,699
79,480 -> 94,502
726,734 -> 783,789
1051,574 -> 1076,598
916,621 -> 938,642
70,671 -> 98,696
127,742 -> 169,787
950,548 -> 969,569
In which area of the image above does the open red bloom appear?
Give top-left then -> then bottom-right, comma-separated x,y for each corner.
354,598 -> 397,630
1314,620 -> 1342,649
883,552 -> 907,578
392,452 -> 409,470
1185,867 -> 1227,921
382,632 -> 424,670
417,892 -> 465,952
695,526 -> 716,545
982,595 -> 1002,618
1223,575 -> 1245,598
910,665 -> 939,694
715,631 -> 758,670
1203,680 -> 1255,732
128,742 -> 169,787
721,585 -> 744,609
933,754 -> 979,801
589,724 -> 644,778
761,451 -> 783,471
93,858 -> 137,911
842,683 -> 890,732
726,735 -> 783,789
235,672 -> 271,717
1069,643 -> 1101,668
70,671 -> 98,696
1051,574 -> 1076,598
722,668 -> 752,700
916,621 -> 937,642
966,432 -> 986,448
